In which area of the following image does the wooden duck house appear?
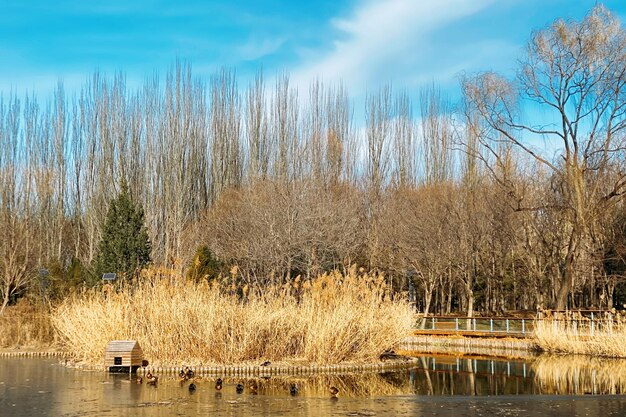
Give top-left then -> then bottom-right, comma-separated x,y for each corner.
105,340 -> 143,373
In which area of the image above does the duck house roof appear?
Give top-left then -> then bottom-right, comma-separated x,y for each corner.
105,340 -> 142,352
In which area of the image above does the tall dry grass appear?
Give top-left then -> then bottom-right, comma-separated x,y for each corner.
51,266 -> 414,366
533,317 -> 626,358
0,300 -> 56,348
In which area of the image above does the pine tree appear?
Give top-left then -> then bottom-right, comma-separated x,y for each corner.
94,183 -> 151,282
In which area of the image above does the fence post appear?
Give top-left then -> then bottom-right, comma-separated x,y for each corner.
431,317 -> 435,330
591,312 -> 595,336
522,319 -> 525,334
455,318 -> 459,331
506,319 -> 509,333
490,318 -> 493,332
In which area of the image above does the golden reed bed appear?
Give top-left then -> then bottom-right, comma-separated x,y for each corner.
51,267 -> 414,366
533,317 -> 626,358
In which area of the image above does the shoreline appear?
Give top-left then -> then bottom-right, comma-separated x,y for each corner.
69,357 -> 424,375
398,334 -> 540,360
0,350 -> 65,358
136,359 -> 421,377
4,333 -> 609,370
0,348 -> 422,374
0,334 -> 541,364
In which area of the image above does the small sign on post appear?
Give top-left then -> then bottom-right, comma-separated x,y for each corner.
102,273 -> 117,281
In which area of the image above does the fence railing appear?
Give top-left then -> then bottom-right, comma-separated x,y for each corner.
416,316 -> 532,334
415,310 -> 622,336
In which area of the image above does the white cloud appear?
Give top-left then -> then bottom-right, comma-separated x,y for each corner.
292,0 -> 497,91
238,36 -> 286,61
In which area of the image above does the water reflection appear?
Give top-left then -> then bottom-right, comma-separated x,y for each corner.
2,355 -> 626,417
532,355 -> 626,395
399,356 -> 535,396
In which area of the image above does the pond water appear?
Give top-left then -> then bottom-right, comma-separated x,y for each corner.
1,355 -> 626,416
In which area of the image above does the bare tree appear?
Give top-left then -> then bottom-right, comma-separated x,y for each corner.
366,85 -> 392,196
392,90 -> 415,187
0,95 -> 36,313
462,5 -> 626,309
420,84 -> 454,185
245,70 -> 269,182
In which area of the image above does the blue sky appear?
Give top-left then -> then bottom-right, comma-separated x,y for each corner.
1,0 -> 625,100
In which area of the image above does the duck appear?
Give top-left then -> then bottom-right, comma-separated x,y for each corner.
260,360 -> 271,367
141,359 -> 149,368
236,383 -> 244,394
215,378 -> 223,391
184,367 -> 195,379
290,383 -> 298,396
379,349 -> 410,362
179,369 -> 187,380
248,380 -> 258,395
135,376 -> 143,384
330,386 -> 339,398
189,381 -> 196,393
146,372 -> 158,386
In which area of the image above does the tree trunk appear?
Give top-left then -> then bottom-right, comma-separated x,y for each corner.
0,289 -> 10,316
423,287 -> 433,317
555,281 -> 570,310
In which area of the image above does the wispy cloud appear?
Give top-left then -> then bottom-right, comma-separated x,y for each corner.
238,36 -> 287,61
292,0 -> 497,91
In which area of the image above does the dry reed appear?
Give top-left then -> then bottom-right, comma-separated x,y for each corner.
0,301 -> 56,348
533,317 -> 626,358
51,266 -> 414,366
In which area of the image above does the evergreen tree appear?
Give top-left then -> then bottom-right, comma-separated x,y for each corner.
186,245 -> 223,283
94,183 -> 151,281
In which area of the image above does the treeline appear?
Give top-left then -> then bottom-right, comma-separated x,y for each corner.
1,5 -> 626,314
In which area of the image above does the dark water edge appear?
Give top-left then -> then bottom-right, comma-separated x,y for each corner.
1,357 -> 626,416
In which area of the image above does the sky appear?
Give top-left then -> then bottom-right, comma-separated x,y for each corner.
1,0 -> 625,101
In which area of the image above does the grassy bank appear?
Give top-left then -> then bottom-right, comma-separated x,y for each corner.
51,267 -> 414,366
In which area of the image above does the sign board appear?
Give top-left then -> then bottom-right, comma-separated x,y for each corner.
102,273 -> 117,281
